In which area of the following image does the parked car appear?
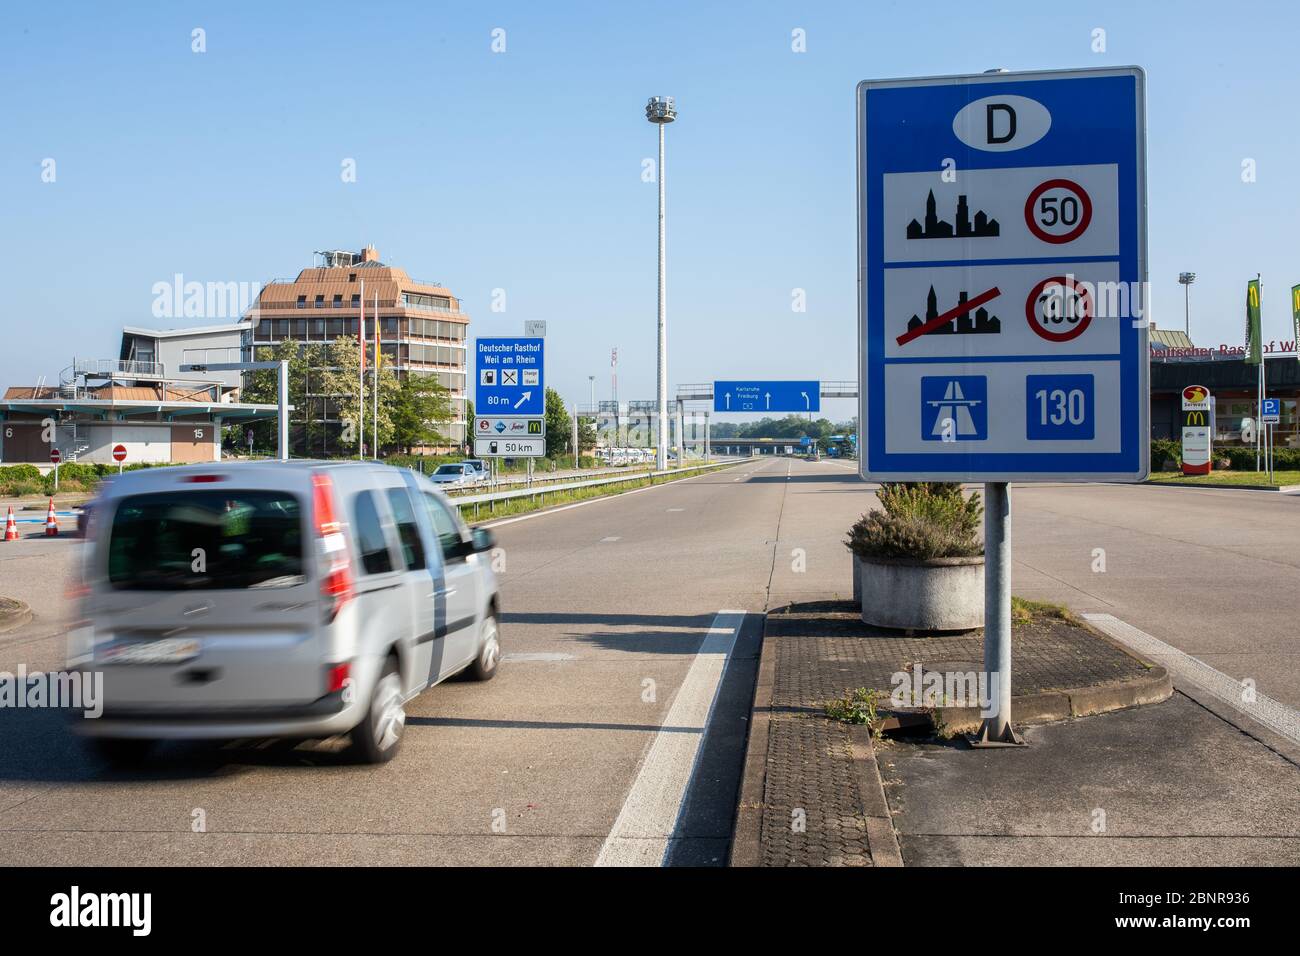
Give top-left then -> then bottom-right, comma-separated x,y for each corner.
427,463 -> 479,488
67,460 -> 502,764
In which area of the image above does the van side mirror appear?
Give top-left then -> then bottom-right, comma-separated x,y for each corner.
471,527 -> 496,553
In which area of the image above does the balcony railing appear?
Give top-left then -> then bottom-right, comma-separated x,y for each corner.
75,358 -> 165,378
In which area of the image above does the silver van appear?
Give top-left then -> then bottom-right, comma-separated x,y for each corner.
67,460 -> 501,764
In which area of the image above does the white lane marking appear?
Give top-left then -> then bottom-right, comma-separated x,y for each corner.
666,508 -> 684,512
1082,613 -> 1300,746
476,463 -> 748,530
503,652 -> 576,663
600,536 -> 621,542
595,609 -> 746,867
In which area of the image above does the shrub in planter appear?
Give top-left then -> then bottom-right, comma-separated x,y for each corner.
846,483 -> 985,631
846,482 -> 982,561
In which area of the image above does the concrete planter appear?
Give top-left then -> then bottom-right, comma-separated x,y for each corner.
855,554 -> 984,632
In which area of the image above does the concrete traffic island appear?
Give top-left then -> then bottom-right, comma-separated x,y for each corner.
730,599 -> 1171,867
0,597 -> 32,635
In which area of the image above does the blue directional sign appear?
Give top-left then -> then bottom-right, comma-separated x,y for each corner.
857,67 -> 1148,481
1262,398 -> 1281,423
476,337 -> 544,416
714,380 -> 820,413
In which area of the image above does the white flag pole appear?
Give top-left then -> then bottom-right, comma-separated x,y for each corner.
359,278 -> 366,460
373,289 -> 380,460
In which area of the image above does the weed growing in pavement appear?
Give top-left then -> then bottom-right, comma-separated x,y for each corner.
825,687 -> 884,738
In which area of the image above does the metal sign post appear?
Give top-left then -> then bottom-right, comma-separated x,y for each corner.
856,67 -> 1148,746
181,360 -> 292,460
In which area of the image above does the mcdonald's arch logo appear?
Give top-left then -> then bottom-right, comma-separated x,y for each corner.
1185,410 -> 1206,426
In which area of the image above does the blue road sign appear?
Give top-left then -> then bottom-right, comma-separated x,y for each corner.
1262,398 -> 1281,423
713,380 -> 820,413
857,67 -> 1148,481
476,337 -> 544,416
922,375 -> 988,442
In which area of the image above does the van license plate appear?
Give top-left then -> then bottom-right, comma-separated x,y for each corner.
100,638 -> 202,665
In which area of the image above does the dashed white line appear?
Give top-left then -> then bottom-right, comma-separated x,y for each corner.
594,609 -> 746,867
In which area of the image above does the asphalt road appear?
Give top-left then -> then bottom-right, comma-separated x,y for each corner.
0,458 -> 1296,866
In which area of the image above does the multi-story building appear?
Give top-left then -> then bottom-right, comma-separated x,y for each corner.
119,323 -> 245,391
244,246 -> 469,449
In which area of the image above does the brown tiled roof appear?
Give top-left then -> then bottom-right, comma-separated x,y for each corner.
3,383 -> 221,403
87,384 -> 213,402
254,264 -> 457,312
2,386 -> 59,400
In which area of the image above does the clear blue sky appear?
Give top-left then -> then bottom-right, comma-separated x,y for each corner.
3,0 -> 1298,423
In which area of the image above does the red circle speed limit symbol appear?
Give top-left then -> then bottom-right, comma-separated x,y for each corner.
1026,276 -> 1093,342
1024,178 -> 1092,244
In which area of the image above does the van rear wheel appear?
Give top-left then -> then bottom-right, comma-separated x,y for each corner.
350,658 -> 405,763
466,615 -> 500,681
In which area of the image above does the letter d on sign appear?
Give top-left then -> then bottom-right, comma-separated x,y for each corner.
986,103 -> 1017,144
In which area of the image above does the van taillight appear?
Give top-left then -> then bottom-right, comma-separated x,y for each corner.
311,472 -> 353,620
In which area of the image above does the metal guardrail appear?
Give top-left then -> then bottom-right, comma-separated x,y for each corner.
444,464 -> 661,496
452,458 -> 754,520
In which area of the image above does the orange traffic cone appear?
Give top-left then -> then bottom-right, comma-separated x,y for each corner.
3,507 -> 17,541
44,498 -> 59,537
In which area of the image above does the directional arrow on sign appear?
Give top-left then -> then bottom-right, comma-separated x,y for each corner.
801,391 -> 810,409
513,390 -> 532,410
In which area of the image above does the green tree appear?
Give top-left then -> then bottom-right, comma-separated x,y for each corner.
234,339 -> 323,455
391,371 -> 454,453
317,336 -> 401,454
544,387 -> 571,458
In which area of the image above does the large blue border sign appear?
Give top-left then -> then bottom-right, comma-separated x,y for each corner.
857,67 -> 1148,481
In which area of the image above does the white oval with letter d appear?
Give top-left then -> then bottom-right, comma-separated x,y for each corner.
953,95 -> 1051,152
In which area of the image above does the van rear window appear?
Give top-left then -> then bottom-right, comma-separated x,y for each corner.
106,491 -> 304,590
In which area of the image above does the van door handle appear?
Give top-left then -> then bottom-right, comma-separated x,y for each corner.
433,588 -> 457,598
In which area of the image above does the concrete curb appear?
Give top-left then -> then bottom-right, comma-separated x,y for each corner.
848,724 -> 904,867
1142,480 -> 1300,494
729,613 -> 775,868
729,612 -> 903,868
0,598 -> 33,635
934,666 -> 1173,734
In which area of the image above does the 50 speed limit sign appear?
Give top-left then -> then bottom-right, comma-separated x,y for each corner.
858,66 -> 1148,481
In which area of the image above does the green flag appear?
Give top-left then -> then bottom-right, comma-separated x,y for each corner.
1245,278 -> 1262,365
1292,284 -> 1300,362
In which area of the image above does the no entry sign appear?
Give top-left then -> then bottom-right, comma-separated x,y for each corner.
857,67 -> 1149,481
49,448 -> 61,465
112,444 -> 127,463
